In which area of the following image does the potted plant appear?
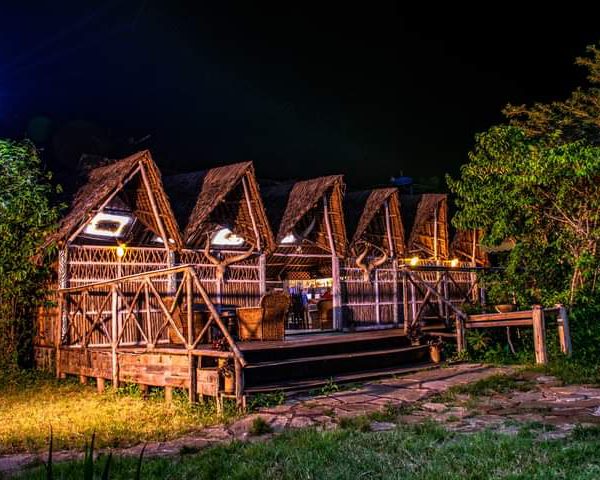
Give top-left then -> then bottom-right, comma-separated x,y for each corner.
428,336 -> 443,363
218,358 -> 235,394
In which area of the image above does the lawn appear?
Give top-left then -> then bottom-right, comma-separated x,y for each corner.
0,370 -> 234,454
18,422 -> 600,479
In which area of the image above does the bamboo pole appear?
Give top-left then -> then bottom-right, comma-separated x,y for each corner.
258,254 -> 267,296
456,316 -> 466,353
323,196 -> 342,330
532,305 -> 548,365
556,304 -> 572,357
111,285 -> 120,387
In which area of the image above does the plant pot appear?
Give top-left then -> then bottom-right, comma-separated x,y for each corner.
429,345 -> 442,363
223,374 -> 235,394
495,304 -> 516,314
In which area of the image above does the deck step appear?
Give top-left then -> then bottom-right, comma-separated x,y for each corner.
244,361 -> 436,395
245,345 -> 429,369
243,343 -> 430,386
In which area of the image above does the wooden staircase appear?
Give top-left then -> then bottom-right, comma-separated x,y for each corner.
239,330 -> 432,394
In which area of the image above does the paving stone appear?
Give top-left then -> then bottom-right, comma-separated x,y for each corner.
370,421 -> 396,431
422,402 -> 448,412
379,388 -> 429,402
331,393 -> 380,404
289,416 -> 315,429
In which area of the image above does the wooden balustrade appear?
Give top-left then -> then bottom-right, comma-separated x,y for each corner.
57,264 -> 246,405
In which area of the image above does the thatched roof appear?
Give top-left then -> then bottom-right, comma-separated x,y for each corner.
261,175 -> 346,280
450,229 -> 489,266
261,175 -> 346,255
401,193 -> 449,259
345,188 -> 405,256
164,162 -> 274,250
51,150 -> 182,248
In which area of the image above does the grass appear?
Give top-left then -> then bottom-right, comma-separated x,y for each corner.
0,369 -> 236,454
18,422 -> 600,479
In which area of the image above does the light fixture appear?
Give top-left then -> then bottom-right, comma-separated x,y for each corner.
84,212 -> 131,238
116,244 -> 126,258
211,227 -> 245,246
281,233 -> 296,244
409,257 -> 419,266
450,258 -> 459,268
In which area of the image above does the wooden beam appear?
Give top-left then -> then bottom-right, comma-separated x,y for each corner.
139,160 -> 170,252
384,200 -> 395,258
241,176 -> 261,251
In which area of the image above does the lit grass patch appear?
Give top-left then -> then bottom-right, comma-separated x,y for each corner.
0,370 -> 236,454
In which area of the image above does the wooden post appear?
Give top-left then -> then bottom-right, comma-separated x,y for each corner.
374,269 -> 380,325
186,271 -> 193,346
111,285 -> 120,388
442,271 -> 450,327
165,386 -> 173,404
402,271 -> 409,333
392,260 -> 399,325
235,358 -> 245,409
456,315 -> 466,353
79,375 -> 88,385
55,292 -> 64,379
331,256 -> 342,330
410,279 -> 417,327
556,304 -> 572,357
188,353 -> 197,403
532,305 -> 548,365
96,377 -> 105,393
323,196 -> 342,330
258,254 -> 267,296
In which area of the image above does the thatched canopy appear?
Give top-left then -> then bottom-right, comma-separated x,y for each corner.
401,193 -> 449,259
51,150 -> 182,249
261,175 -> 346,280
345,188 -> 405,257
164,161 -> 274,250
450,229 -> 489,266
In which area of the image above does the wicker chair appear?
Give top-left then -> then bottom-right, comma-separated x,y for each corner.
237,291 -> 291,341
317,299 -> 334,330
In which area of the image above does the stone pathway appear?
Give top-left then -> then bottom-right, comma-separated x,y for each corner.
4,363 -> 600,477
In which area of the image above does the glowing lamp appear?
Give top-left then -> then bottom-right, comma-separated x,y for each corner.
281,233 -> 296,244
211,227 -> 245,246
409,257 -> 419,266
116,244 -> 126,258
450,258 -> 459,268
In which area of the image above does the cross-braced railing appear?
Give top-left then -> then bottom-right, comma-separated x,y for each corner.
57,265 -> 246,401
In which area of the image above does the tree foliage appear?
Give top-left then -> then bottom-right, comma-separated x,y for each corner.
449,44 -> 600,305
0,140 -> 61,367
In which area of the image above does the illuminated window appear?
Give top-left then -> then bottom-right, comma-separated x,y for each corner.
281,233 -> 296,244
84,212 -> 131,238
211,227 -> 245,246
153,236 -> 176,244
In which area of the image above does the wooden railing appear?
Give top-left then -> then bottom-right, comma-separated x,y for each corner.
457,305 -> 572,364
57,265 -> 247,402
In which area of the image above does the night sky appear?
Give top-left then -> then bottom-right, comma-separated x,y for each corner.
1,3 -> 599,189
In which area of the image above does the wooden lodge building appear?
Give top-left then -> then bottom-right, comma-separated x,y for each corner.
35,152 -> 485,405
